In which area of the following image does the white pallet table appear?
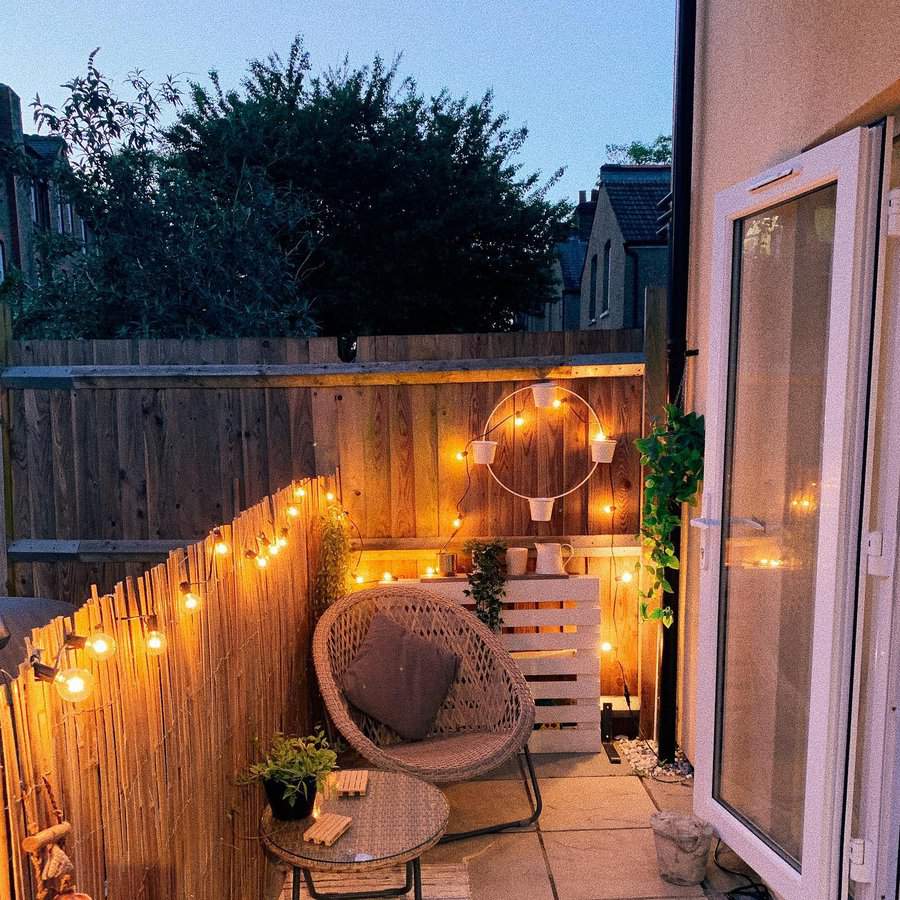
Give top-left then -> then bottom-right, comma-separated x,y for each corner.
404,576 -> 603,753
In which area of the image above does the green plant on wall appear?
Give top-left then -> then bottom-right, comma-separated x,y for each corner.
464,539 -> 507,632
635,404 -> 705,628
313,505 -> 351,616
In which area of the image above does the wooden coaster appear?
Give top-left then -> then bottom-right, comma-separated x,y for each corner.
335,770 -> 369,797
303,813 -> 352,847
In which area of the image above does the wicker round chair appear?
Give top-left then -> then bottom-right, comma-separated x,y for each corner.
313,585 -> 541,840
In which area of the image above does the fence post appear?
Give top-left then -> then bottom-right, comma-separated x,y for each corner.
639,287 -> 668,740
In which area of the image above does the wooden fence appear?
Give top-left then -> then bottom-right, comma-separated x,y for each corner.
0,479 -> 325,900
0,313 -> 667,727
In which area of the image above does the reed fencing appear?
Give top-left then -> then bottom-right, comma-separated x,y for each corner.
0,478 -> 326,899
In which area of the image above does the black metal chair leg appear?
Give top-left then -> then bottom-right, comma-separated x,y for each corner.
300,861 -> 414,899
413,857 -> 423,900
440,745 -> 543,843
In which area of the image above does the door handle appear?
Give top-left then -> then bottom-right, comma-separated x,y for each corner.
689,516 -> 766,532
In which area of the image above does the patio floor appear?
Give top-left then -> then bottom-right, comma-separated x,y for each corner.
423,749 -> 760,900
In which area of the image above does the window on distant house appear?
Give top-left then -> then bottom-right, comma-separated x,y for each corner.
588,253 -> 598,323
31,181 -> 51,229
600,240 -> 611,317
0,241 -> 6,282
66,202 -> 74,233
56,193 -> 66,233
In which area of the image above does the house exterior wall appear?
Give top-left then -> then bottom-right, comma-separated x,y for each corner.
682,0 -> 900,761
580,191 -> 626,329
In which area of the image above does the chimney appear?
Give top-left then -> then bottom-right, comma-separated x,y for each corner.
591,189 -> 599,202
0,85 -> 24,144
578,189 -> 587,204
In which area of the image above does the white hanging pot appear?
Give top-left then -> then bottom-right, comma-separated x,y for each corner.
530,381 -> 558,409
591,435 -> 617,464
528,497 -> 555,521
470,440 -> 498,465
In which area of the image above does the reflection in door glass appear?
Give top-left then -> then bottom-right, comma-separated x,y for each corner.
715,184 -> 838,868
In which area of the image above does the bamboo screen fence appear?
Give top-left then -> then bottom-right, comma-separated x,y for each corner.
0,479 -> 326,899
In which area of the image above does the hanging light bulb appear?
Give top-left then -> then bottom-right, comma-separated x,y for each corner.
212,528 -> 229,556
602,504 -> 616,515
600,641 -> 614,653
381,571 -> 393,583
326,491 -> 336,503
276,527 -> 289,548
355,574 -> 365,585
179,581 -> 201,612
84,632 -> 117,661
552,398 -> 562,409
514,415 -> 525,428
455,450 -> 466,461
245,548 -> 267,569
452,516 -> 463,529
146,629 -> 167,655
55,668 -> 94,703
287,505 -> 299,518
616,571 -> 634,584
294,486 -> 306,498
425,566 -> 436,577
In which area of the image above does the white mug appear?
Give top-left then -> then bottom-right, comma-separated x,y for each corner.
534,542 -> 574,575
506,547 -> 528,576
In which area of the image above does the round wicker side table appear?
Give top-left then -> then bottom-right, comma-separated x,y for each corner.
260,770 -> 449,900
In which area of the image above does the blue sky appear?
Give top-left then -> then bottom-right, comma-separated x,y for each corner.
5,0 -> 675,203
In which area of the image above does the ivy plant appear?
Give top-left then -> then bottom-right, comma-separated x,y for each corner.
635,404 -> 705,628
313,505 -> 351,617
464,539 -> 507,632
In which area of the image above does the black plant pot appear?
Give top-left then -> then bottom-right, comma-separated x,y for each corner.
337,334 -> 358,363
264,776 -> 317,820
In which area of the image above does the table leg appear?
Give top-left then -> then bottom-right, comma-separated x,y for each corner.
413,857 -> 423,900
300,861 -> 416,899
293,867 -> 302,900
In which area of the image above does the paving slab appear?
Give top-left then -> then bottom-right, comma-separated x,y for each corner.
441,778 -> 536,834
543,828 -> 706,900
539,775 -> 658,831
640,776 -> 694,815
532,751 -> 632,778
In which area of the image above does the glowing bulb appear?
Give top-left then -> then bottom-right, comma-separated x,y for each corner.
287,505 -> 299,518
759,558 -> 769,566
618,571 -> 633,584
326,491 -> 336,502
146,630 -> 167,655
600,641 -> 613,653
355,574 -> 365,585
514,416 -> 525,427
55,668 -> 94,703
85,632 -> 117,661
425,566 -> 436,577
452,517 -> 462,529
256,554 -> 269,568
276,529 -> 288,548
455,451 -> 466,461
595,428 -> 607,442
294,486 -> 306,498
800,499 -> 810,508
212,529 -> 229,555
268,542 -> 280,557
179,581 -> 200,612
381,571 -> 393,583
770,558 -> 783,568
602,504 -> 615,515
552,398 -> 562,409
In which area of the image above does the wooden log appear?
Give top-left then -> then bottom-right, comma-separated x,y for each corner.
21,821 -> 71,853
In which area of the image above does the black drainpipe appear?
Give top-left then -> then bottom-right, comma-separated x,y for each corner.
657,0 -> 697,765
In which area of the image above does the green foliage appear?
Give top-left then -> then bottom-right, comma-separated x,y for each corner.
463,539 -> 507,632
635,404 -> 704,628
242,731 -> 337,807
606,134 -> 672,165
5,40 -> 571,338
313,505 -> 351,616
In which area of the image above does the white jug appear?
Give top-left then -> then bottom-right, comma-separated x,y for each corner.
534,542 -> 574,575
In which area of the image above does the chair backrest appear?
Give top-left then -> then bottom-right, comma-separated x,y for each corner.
313,585 -> 530,745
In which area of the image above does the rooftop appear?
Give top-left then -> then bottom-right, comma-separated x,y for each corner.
599,164 -> 671,245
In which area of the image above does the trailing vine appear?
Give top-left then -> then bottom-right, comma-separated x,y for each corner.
635,403 -> 704,628
313,505 -> 351,617
464,539 -> 507,632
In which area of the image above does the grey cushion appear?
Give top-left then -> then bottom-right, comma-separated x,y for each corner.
343,612 -> 458,741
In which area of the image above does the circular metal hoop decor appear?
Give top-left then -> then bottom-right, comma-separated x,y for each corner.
481,384 -> 602,503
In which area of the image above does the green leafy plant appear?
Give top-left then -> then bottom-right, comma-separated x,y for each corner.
242,731 -> 337,807
464,539 -> 507,632
635,404 -> 704,628
313,505 -> 351,616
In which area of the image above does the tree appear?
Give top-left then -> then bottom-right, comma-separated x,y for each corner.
2,40 -> 570,338
605,134 -> 672,165
2,52 -> 316,338
169,40 -> 570,334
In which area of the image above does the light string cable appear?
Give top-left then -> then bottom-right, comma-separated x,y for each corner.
439,406 -> 524,553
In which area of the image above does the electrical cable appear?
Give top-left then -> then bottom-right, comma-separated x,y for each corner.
713,839 -> 773,899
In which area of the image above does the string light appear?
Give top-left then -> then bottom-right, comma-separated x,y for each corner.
294,486 -> 306,498
146,630 -> 167,656
245,548 -> 268,569
276,527 -> 289,548
552,398 -> 562,409
455,451 -> 466,461
325,491 -> 336,503
425,566 -> 436,577
452,516 -> 463,529
355,574 -> 365,585
54,668 -> 94,703
616,571 -> 633,584
602,504 -> 616,515
84,632 -> 117,661
287,505 -> 299,518
514,416 -> 525,427
381,572 -> 394,583
212,528 -> 229,556
600,641 -> 614,653
179,581 -> 201,612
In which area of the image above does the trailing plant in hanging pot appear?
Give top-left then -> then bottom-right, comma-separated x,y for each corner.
464,539 -> 507,632
635,404 -> 704,628
313,505 -> 351,617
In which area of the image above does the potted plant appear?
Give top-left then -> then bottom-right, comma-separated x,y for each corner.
464,539 -> 507,632
243,731 -> 337,820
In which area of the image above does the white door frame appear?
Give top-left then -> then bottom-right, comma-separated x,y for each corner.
693,125 -> 883,900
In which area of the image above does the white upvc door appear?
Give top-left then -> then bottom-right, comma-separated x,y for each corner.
693,124 -> 885,900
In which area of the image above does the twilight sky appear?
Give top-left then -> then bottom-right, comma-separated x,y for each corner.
4,0 -> 675,203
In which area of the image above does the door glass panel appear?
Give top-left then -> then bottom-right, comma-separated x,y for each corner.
715,183 -> 838,868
